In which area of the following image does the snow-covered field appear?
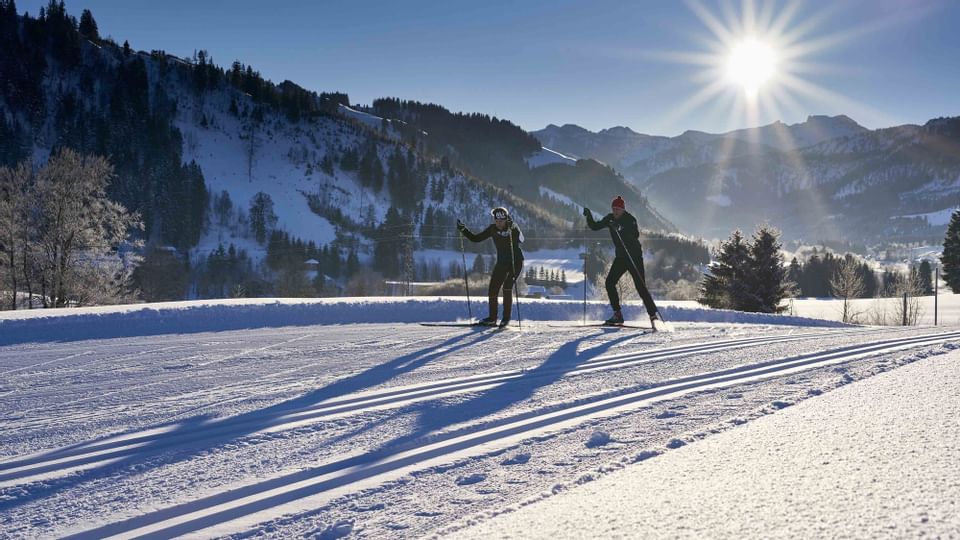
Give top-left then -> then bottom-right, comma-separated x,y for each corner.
2,299 -> 959,538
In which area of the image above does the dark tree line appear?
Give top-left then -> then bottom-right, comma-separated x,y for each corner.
788,251 -> 879,298
525,267 -> 568,289
787,251 -> 934,298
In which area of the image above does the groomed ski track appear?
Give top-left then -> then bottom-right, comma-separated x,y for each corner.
1,322 -> 958,538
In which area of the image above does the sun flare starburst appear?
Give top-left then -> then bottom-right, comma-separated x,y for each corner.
648,0 -> 905,137
726,38 -> 777,99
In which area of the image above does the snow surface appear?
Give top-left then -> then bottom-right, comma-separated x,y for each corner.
3,299 -> 959,538
455,345 -> 960,539
0,297 -> 846,346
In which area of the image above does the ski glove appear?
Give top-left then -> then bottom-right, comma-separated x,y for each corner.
582,207 -> 591,218
456,219 -> 466,232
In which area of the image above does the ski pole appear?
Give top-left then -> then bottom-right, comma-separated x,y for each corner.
460,231 -> 472,319
582,243 -> 587,325
509,225 -> 521,329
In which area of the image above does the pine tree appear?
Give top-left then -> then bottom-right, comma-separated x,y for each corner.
249,192 -> 276,244
346,250 -> 359,278
746,225 -> 790,313
941,209 -> 960,293
917,260 -> 933,295
78,9 -> 98,40
699,230 -> 750,310
471,253 -> 486,275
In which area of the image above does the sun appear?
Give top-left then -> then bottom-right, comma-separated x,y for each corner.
726,38 -> 777,99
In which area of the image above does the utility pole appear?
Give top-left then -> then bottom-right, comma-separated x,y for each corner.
935,265 -> 939,326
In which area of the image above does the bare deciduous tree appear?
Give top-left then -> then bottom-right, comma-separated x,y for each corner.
830,256 -> 865,323
891,270 -> 925,326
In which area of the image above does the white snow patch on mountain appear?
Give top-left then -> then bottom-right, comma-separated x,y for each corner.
896,207 -> 957,226
526,147 -> 576,168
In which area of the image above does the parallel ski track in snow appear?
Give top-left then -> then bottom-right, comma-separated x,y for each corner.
0,326 -> 863,484
0,328 -> 917,485
44,327 -> 960,539
3,329 -> 420,432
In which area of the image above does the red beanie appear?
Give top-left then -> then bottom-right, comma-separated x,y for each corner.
611,196 -> 625,209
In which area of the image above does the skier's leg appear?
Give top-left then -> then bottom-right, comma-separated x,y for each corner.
605,257 -> 629,312
627,255 -> 659,317
488,264 -> 507,320
501,261 -> 522,320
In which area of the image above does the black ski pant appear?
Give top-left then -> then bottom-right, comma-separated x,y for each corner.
605,255 -> 658,317
488,261 -> 522,320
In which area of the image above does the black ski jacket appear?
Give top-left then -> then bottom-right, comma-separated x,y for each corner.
460,221 -> 524,266
587,210 -> 644,261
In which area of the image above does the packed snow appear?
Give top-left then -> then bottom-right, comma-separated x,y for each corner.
455,344 -> 960,538
2,298 -> 959,538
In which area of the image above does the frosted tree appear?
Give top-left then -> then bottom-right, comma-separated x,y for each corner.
32,149 -> 142,307
0,163 -> 32,309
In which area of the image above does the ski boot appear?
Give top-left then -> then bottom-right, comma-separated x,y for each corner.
603,310 -> 624,326
498,318 -> 511,328
649,311 -> 664,332
476,316 -> 498,327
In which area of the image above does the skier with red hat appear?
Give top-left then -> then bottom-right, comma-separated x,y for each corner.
583,196 -> 664,328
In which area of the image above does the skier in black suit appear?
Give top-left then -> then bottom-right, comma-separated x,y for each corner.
584,196 -> 663,328
457,207 -> 524,327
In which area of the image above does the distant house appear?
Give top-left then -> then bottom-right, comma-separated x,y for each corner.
304,259 -> 319,271
524,285 -> 547,298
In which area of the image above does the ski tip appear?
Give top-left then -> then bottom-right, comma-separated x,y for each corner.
651,320 -> 675,333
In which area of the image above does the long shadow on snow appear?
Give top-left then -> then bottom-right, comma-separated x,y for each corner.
56,330 -> 638,539
0,328 -> 494,514
62,329 -> 955,539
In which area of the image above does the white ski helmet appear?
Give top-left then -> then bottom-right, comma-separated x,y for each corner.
491,207 -> 510,220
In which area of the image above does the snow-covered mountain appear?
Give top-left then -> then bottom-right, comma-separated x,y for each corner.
534,115 -> 959,244
534,115 -> 867,174
640,117 -> 960,242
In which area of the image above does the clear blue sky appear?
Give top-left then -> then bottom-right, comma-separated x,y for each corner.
18,0 -> 960,135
